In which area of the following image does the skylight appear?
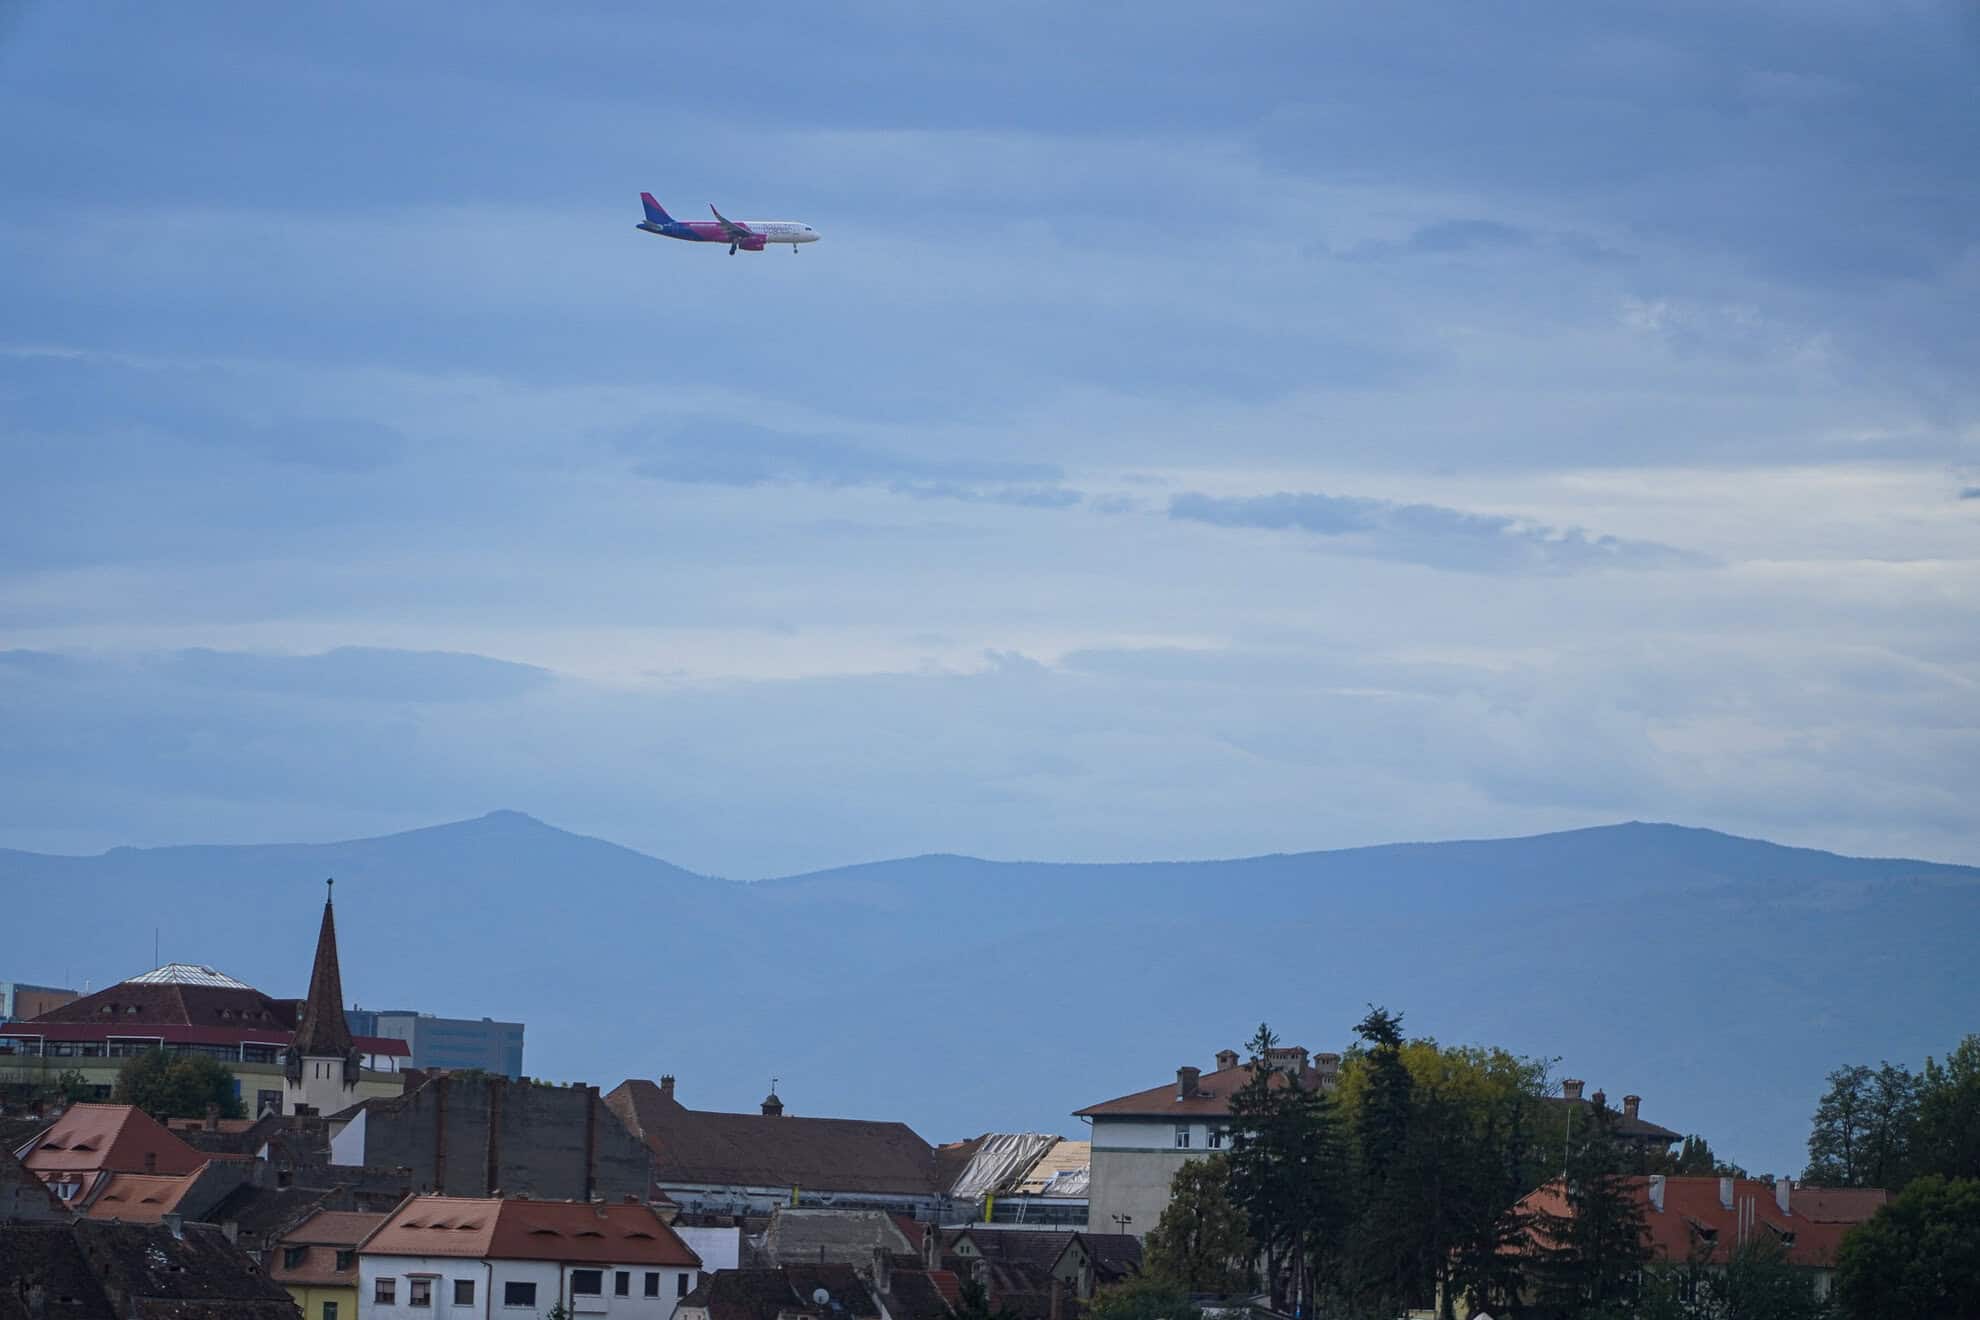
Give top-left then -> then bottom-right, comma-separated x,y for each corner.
127,963 -> 255,989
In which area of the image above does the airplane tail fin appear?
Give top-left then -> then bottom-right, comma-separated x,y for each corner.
640,193 -> 674,225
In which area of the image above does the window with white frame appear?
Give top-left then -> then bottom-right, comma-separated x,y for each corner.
1174,1124 -> 1191,1149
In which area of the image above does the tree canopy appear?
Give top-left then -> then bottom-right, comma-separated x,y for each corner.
1833,1175 -> 1980,1320
112,1048 -> 246,1121
1144,1155 -> 1256,1295
1084,1278 -> 1206,1320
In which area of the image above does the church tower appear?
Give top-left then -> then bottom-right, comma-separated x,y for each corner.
283,880 -> 361,1117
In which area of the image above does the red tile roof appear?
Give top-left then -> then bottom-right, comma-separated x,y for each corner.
1513,1176 -> 1884,1272
27,981 -> 298,1031
0,1020 -> 409,1054
1074,1059 -> 1333,1119
1789,1186 -> 1891,1222
362,1195 -> 702,1266
15,1104 -> 208,1177
283,1209 -> 387,1247
82,1168 -> 205,1223
271,1210 -> 387,1287
608,1080 -> 940,1197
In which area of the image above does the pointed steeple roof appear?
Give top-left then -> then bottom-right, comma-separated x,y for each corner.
292,879 -> 354,1057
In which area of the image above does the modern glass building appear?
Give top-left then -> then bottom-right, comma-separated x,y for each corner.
344,1008 -> 525,1078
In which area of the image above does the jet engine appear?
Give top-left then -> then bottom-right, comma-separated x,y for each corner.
738,235 -> 767,252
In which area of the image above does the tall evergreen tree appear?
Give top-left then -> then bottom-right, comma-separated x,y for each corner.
1347,1006 -> 1418,1316
1528,1098 -> 1650,1315
1224,1023 -> 1349,1315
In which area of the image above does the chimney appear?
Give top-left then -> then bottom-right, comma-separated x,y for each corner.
1776,1178 -> 1792,1217
1562,1079 -> 1584,1102
144,1152 -> 157,1174
1647,1175 -> 1665,1214
1719,1177 -> 1735,1211
1623,1095 -> 1641,1121
1176,1067 -> 1200,1100
872,1246 -> 891,1295
922,1222 -> 938,1271
971,1257 -> 990,1288
660,1075 -> 675,1101
204,1102 -> 221,1133
1215,1050 -> 1239,1072
1591,1089 -> 1607,1111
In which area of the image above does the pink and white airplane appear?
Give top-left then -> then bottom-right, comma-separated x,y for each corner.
636,193 -> 820,254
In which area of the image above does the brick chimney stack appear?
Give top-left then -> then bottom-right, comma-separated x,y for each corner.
1215,1050 -> 1239,1072
1177,1067 -> 1201,1100
1623,1095 -> 1641,1120
204,1102 -> 221,1133
1562,1079 -> 1585,1101
659,1075 -> 675,1101
1591,1089 -> 1608,1110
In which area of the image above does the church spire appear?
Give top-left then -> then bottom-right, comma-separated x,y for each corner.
291,878 -> 354,1057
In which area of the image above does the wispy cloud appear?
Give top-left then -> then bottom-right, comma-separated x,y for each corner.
1960,486 -> 1980,501
1168,490 -> 1701,573
618,419 -> 1081,507
1333,218 -> 1630,265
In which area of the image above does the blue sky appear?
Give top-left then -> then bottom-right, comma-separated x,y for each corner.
2,1 -> 1977,876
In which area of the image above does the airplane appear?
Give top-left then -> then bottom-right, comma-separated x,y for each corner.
636,193 -> 820,254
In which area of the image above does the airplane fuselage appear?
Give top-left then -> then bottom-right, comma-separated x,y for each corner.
637,219 -> 818,250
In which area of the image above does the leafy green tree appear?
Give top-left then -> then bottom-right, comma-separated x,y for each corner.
1145,1155 -> 1255,1295
1910,1035 -> 1980,1182
112,1048 -> 245,1121
1804,1063 -> 1916,1188
1330,1024 -> 1551,1319
1528,1099 -> 1650,1316
1224,1023 -> 1348,1315
1084,1277 -> 1206,1320
1833,1175 -> 1980,1320
1653,1237 -> 1828,1320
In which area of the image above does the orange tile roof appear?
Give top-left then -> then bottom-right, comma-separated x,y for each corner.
16,1104 -> 208,1176
82,1168 -> 204,1223
1513,1176 -> 1883,1272
363,1195 -> 702,1267
284,1209 -> 387,1246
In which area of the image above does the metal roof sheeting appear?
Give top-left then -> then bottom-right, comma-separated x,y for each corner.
126,964 -> 255,989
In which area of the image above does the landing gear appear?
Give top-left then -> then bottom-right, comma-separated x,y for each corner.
728,243 -> 737,255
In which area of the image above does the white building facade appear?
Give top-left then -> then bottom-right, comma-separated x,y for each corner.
359,1253 -> 699,1320
359,1195 -> 702,1320
1076,1046 -> 1339,1239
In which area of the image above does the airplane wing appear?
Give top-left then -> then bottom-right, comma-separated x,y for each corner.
709,205 -> 755,241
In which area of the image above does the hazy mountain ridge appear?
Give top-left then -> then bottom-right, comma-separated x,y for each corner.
2,812 -> 1974,1183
